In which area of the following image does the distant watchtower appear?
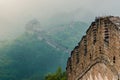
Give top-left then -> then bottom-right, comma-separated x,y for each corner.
66,16 -> 120,80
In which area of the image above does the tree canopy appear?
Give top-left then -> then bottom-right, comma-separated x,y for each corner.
45,67 -> 67,80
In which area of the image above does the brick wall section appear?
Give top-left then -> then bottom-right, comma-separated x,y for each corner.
66,16 -> 120,80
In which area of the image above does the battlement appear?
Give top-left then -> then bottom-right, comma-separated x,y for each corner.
66,16 -> 120,80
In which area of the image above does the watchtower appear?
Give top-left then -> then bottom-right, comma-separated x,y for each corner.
66,16 -> 120,80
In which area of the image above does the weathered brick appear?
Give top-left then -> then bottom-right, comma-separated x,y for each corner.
66,16 -> 120,80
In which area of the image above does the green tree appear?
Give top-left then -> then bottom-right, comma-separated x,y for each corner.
45,67 -> 67,80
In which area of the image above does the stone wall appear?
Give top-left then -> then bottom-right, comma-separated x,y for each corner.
66,16 -> 120,80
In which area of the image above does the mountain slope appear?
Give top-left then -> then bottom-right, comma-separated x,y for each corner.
0,33 -> 68,80
44,21 -> 89,50
0,20 -> 88,80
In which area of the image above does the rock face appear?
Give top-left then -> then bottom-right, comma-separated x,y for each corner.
66,16 -> 120,80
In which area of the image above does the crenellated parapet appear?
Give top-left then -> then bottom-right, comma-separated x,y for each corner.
66,16 -> 120,80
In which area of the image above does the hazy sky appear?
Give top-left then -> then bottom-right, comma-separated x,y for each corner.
0,0 -> 120,39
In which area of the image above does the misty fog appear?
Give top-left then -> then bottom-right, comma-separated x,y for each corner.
0,0 -> 120,40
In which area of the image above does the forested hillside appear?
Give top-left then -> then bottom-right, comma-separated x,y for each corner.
0,20 -> 88,80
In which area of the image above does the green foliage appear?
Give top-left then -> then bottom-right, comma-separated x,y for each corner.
45,67 -> 67,80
